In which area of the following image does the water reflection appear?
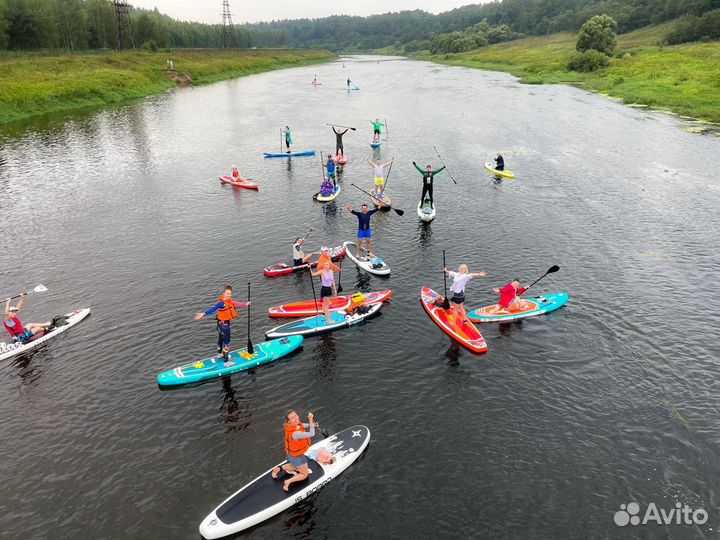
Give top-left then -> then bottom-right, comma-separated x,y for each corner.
313,335 -> 338,380
219,376 -> 254,434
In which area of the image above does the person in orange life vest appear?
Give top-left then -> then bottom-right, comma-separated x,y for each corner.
316,245 -> 340,273
194,285 -> 250,367
492,279 -> 529,313
272,410 -> 316,492
4,295 -> 50,343
231,166 -> 243,180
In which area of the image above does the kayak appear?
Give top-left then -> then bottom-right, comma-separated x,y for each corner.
420,287 -> 488,354
0,308 -> 91,362
467,292 -> 569,323
156,336 -> 303,387
265,302 -> 382,339
263,244 -> 346,277
264,151 -> 316,158
268,290 -> 393,318
315,184 -> 341,203
417,198 -> 436,222
219,175 -> 259,190
343,241 -> 391,276
199,425 -> 371,539
335,154 -> 348,165
484,162 -> 516,179
370,141 -> 381,148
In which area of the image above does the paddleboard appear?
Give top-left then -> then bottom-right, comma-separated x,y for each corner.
157,336 -> 303,387
219,175 -> 259,190
199,425 -> 371,539
343,241 -> 391,276
335,154 -> 348,165
264,151 -> 316,158
484,162 -> 515,179
315,184 -> 341,203
420,287 -> 488,354
370,141 -> 381,149
263,245 -> 346,277
467,292 -> 569,323
0,308 -> 91,362
268,290 -> 393,318
264,302 -> 382,339
417,198 -> 435,222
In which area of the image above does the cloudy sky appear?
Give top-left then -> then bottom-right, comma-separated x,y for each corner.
131,0 -> 481,24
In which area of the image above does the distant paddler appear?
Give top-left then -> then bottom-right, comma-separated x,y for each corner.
282,126 -> 293,153
370,118 -> 385,143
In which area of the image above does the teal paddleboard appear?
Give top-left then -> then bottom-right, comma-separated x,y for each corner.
467,292 -> 569,323
157,336 -> 304,387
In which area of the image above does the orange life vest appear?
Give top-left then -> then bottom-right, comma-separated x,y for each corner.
232,167 -> 240,179
284,422 -> 312,457
317,252 -> 340,271
216,297 -> 238,322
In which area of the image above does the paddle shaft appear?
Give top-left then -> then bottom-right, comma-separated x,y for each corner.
4,285 -> 47,302
246,283 -> 253,354
433,146 -> 458,185
382,158 -> 395,191
523,265 -> 560,293
327,123 -> 356,131
337,257 -> 344,294
350,183 -> 404,216
442,250 -> 450,309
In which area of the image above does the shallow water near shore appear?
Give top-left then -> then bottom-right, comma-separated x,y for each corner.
1,55 -> 719,539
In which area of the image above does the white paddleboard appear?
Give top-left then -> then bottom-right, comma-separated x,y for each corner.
417,199 -> 436,222
343,241 -> 390,276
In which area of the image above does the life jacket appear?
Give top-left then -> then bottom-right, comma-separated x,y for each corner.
216,297 -> 238,322
4,315 -> 24,338
231,167 -> 240,179
317,252 -> 340,271
284,422 -> 311,457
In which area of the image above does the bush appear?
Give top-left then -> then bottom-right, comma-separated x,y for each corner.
665,9 -> 720,44
567,49 -> 611,72
576,14 -> 617,55
141,40 -> 158,52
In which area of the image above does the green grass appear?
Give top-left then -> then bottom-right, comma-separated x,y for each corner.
0,49 -> 335,125
412,24 -> 720,124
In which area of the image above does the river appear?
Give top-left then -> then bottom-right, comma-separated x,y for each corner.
1,55 -> 719,539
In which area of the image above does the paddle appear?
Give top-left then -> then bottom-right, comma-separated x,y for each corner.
279,128 -> 282,154
350,183 -> 404,216
433,146 -> 458,185
522,265 -> 560,293
312,153 -> 325,200
336,257 -> 344,294
307,265 -> 319,314
326,123 -> 357,131
3,284 -> 48,302
315,422 -> 330,438
246,282 -> 254,354
384,117 -> 389,141
441,250 -> 451,309
382,157 -> 396,192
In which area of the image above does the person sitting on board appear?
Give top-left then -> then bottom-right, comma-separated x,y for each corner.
370,118 -> 384,142
325,155 -> 337,186
194,285 -> 250,367
368,157 -> 394,198
319,177 -> 335,197
311,260 -> 338,325
492,279 -> 530,314
345,202 -> 382,259
441,265 -> 488,323
312,75 -> 318,85
494,153 -> 505,171
332,126 -> 348,156
413,161 -> 446,205
272,410 -> 316,492
231,166 -> 243,181
347,78 -> 352,89
3,296 -> 50,343
283,126 -> 293,153
293,237 -> 315,267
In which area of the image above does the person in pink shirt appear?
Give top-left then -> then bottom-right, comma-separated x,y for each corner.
493,279 -> 529,313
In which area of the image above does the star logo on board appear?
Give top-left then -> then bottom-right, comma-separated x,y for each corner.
352,430 -> 362,437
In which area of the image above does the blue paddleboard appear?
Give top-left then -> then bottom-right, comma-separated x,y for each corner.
264,151 -> 316,158
467,292 -> 569,323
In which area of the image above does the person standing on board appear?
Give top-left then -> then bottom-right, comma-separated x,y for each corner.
442,265 -> 487,323
413,161 -> 446,205
332,126 -> 349,156
283,126 -> 293,153
311,260 -> 338,325
370,118 -> 385,143
3,296 -> 50,343
194,285 -> 250,367
324,154 -> 337,187
272,410 -> 316,492
367,157 -> 394,198
494,153 -> 505,171
344,202 -> 382,258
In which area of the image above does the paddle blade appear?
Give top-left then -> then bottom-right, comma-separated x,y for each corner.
247,338 -> 254,355
337,284 -> 344,293
442,297 -> 451,310
547,265 -> 560,273
393,208 -> 404,216
33,285 -> 48,293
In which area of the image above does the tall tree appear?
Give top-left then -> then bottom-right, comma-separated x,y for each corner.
576,14 -> 618,54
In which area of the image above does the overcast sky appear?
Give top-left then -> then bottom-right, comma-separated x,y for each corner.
130,0 -> 482,24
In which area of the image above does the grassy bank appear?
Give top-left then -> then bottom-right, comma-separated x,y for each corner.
0,49 -> 335,125
412,24 -> 720,125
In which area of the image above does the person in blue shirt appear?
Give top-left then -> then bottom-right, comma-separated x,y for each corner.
324,155 -> 337,187
344,202 -> 384,258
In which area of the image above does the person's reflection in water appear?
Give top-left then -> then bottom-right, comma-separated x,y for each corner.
354,267 -> 372,290
323,200 -> 338,218
418,221 -> 433,252
219,376 -> 253,434
314,334 -> 338,380
499,320 -> 523,337
445,340 -> 461,366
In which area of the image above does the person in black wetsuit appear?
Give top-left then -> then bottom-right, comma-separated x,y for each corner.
494,153 -> 505,171
332,126 -> 348,156
413,161 -> 446,204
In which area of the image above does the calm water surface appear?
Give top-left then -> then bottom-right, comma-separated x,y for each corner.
1,56 -> 719,540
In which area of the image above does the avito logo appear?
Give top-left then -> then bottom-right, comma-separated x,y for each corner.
614,502 -> 708,526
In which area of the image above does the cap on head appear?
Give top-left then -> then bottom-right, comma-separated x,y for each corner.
9,306 -> 19,312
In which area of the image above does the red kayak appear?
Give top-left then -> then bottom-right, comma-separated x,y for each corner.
219,175 -> 259,190
263,245 -> 346,277
420,286 -> 488,354
268,290 -> 393,318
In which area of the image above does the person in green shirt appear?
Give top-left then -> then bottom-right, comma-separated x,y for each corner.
370,118 -> 384,143
413,161 -> 446,204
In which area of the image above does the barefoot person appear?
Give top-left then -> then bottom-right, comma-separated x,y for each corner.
442,265 -> 487,323
194,285 -> 250,367
344,202 -> 381,258
272,410 -> 316,492
3,295 -> 50,343
293,237 -> 314,267
367,157 -> 394,198
311,260 -> 338,325
370,118 -> 385,142
413,161 -> 446,205
492,279 -> 530,313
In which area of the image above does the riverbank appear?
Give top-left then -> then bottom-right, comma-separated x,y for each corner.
411,24 -> 720,126
0,49 -> 335,125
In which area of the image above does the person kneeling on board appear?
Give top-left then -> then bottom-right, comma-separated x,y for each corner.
494,153 -> 505,171
4,296 -> 50,343
194,285 -> 250,367
492,279 -> 529,313
413,161 -> 445,205
441,264 -> 487,323
311,258 -> 339,325
273,411 -> 320,492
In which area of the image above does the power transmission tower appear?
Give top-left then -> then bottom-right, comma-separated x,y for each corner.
113,0 -> 136,50
221,0 -> 236,48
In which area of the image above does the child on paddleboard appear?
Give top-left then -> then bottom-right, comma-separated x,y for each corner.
194,285 -> 250,367
3,296 -> 50,343
442,265 -> 487,323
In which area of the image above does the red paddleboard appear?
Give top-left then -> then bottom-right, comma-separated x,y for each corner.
268,290 -> 393,318
219,175 -> 259,190
420,286 -> 488,354
335,154 -> 348,165
263,245 -> 346,277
